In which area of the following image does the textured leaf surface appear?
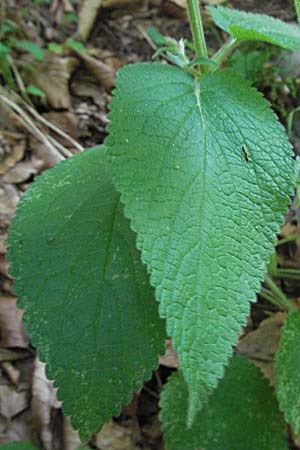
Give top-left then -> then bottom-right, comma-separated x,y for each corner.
207,6 -> 300,50
106,63 -> 293,419
160,356 -> 287,450
7,147 -> 165,439
275,311 -> 300,433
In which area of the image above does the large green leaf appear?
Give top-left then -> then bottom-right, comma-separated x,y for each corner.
7,147 -> 165,440
160,356 -> 287,450
106,63 -> 293,421
0,444 -> 38,450
207,6 -> 300,50
275,311 -> 300,433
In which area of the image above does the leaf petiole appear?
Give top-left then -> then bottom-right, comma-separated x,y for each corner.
212,37 -> 239,67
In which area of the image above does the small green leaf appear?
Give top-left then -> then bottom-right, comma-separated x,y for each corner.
0,443 -> 38,450
295,156 -> 300,188
0,22 -> 19,36
161,356 -> 287,450
0,53 -> 15,88
66,38 -> 86,52
106,62 -> 293,422
16,40 -> 44,60
0,42 -> 11,54
48,42 -> 63,54
7,147 -> 165,440
275,311 -> 300,433
227,48 -> 271,82
26,84 -> 45,97
147,26 -> 166,46
208,6 -> 300,50
64,11 -> 78,23
34,0 -> 51,4
187,56 -> 218,67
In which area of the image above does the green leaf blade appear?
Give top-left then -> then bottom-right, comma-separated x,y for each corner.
275,311 -> 300,433
0,443 -> 38,450
26,84 -> 45,97
161,356 -> 287,450
16,40 -> 44,60
7,147 -> 165,440
207,6 -> 300,50
106,63 -> 293,418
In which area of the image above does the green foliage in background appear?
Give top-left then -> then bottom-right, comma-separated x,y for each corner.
276,312 -> 300,434
0,443 -> 38,450
161,356 -> 287,450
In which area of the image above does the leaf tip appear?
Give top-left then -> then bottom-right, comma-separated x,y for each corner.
186,380 -> 209,429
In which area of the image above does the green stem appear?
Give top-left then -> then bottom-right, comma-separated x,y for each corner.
265,275 -> 294,312
212,37 -> 239,66
287,106 -> 300,137
295,0 -> 300,26
276,234 -> 300,246
274,269 -> 300,280
186,0 -> 208,60
260,288 -> 282,309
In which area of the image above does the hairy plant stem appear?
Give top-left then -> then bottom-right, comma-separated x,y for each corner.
186,0 -> 208,63
295,0 -> 300,26
212,37 -> 239,66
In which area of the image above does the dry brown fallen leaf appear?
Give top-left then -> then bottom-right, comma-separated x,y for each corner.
93,420 -> 141,450
0,234 -> 7,255
237,312 -> 287,383
0,411 -> 32,445
1,361 -> 20,385
159,339 -> 178,369
0,295 -> 28,349
73,50 -> 116,91
0,382 -> 32,444
2,161 -> 38,184
0,184 -> 20,228
0,132 -> 26,175
71,70 -> 107,107
29,135 -> 63,171
0,254 -> 11,280
50,0 -> 74,13
0,384 -> 28,421
42,112 -> 79,147
77,0 -> 103,41
0,348 -> 31,364
31,360 -> 62,450
160,0 -> 188,19
63,417 -> 81,450
29,56 -> 79,109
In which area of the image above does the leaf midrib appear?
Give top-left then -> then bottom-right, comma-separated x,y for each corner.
194,77 -> 208,308
91,196 -> 120,402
